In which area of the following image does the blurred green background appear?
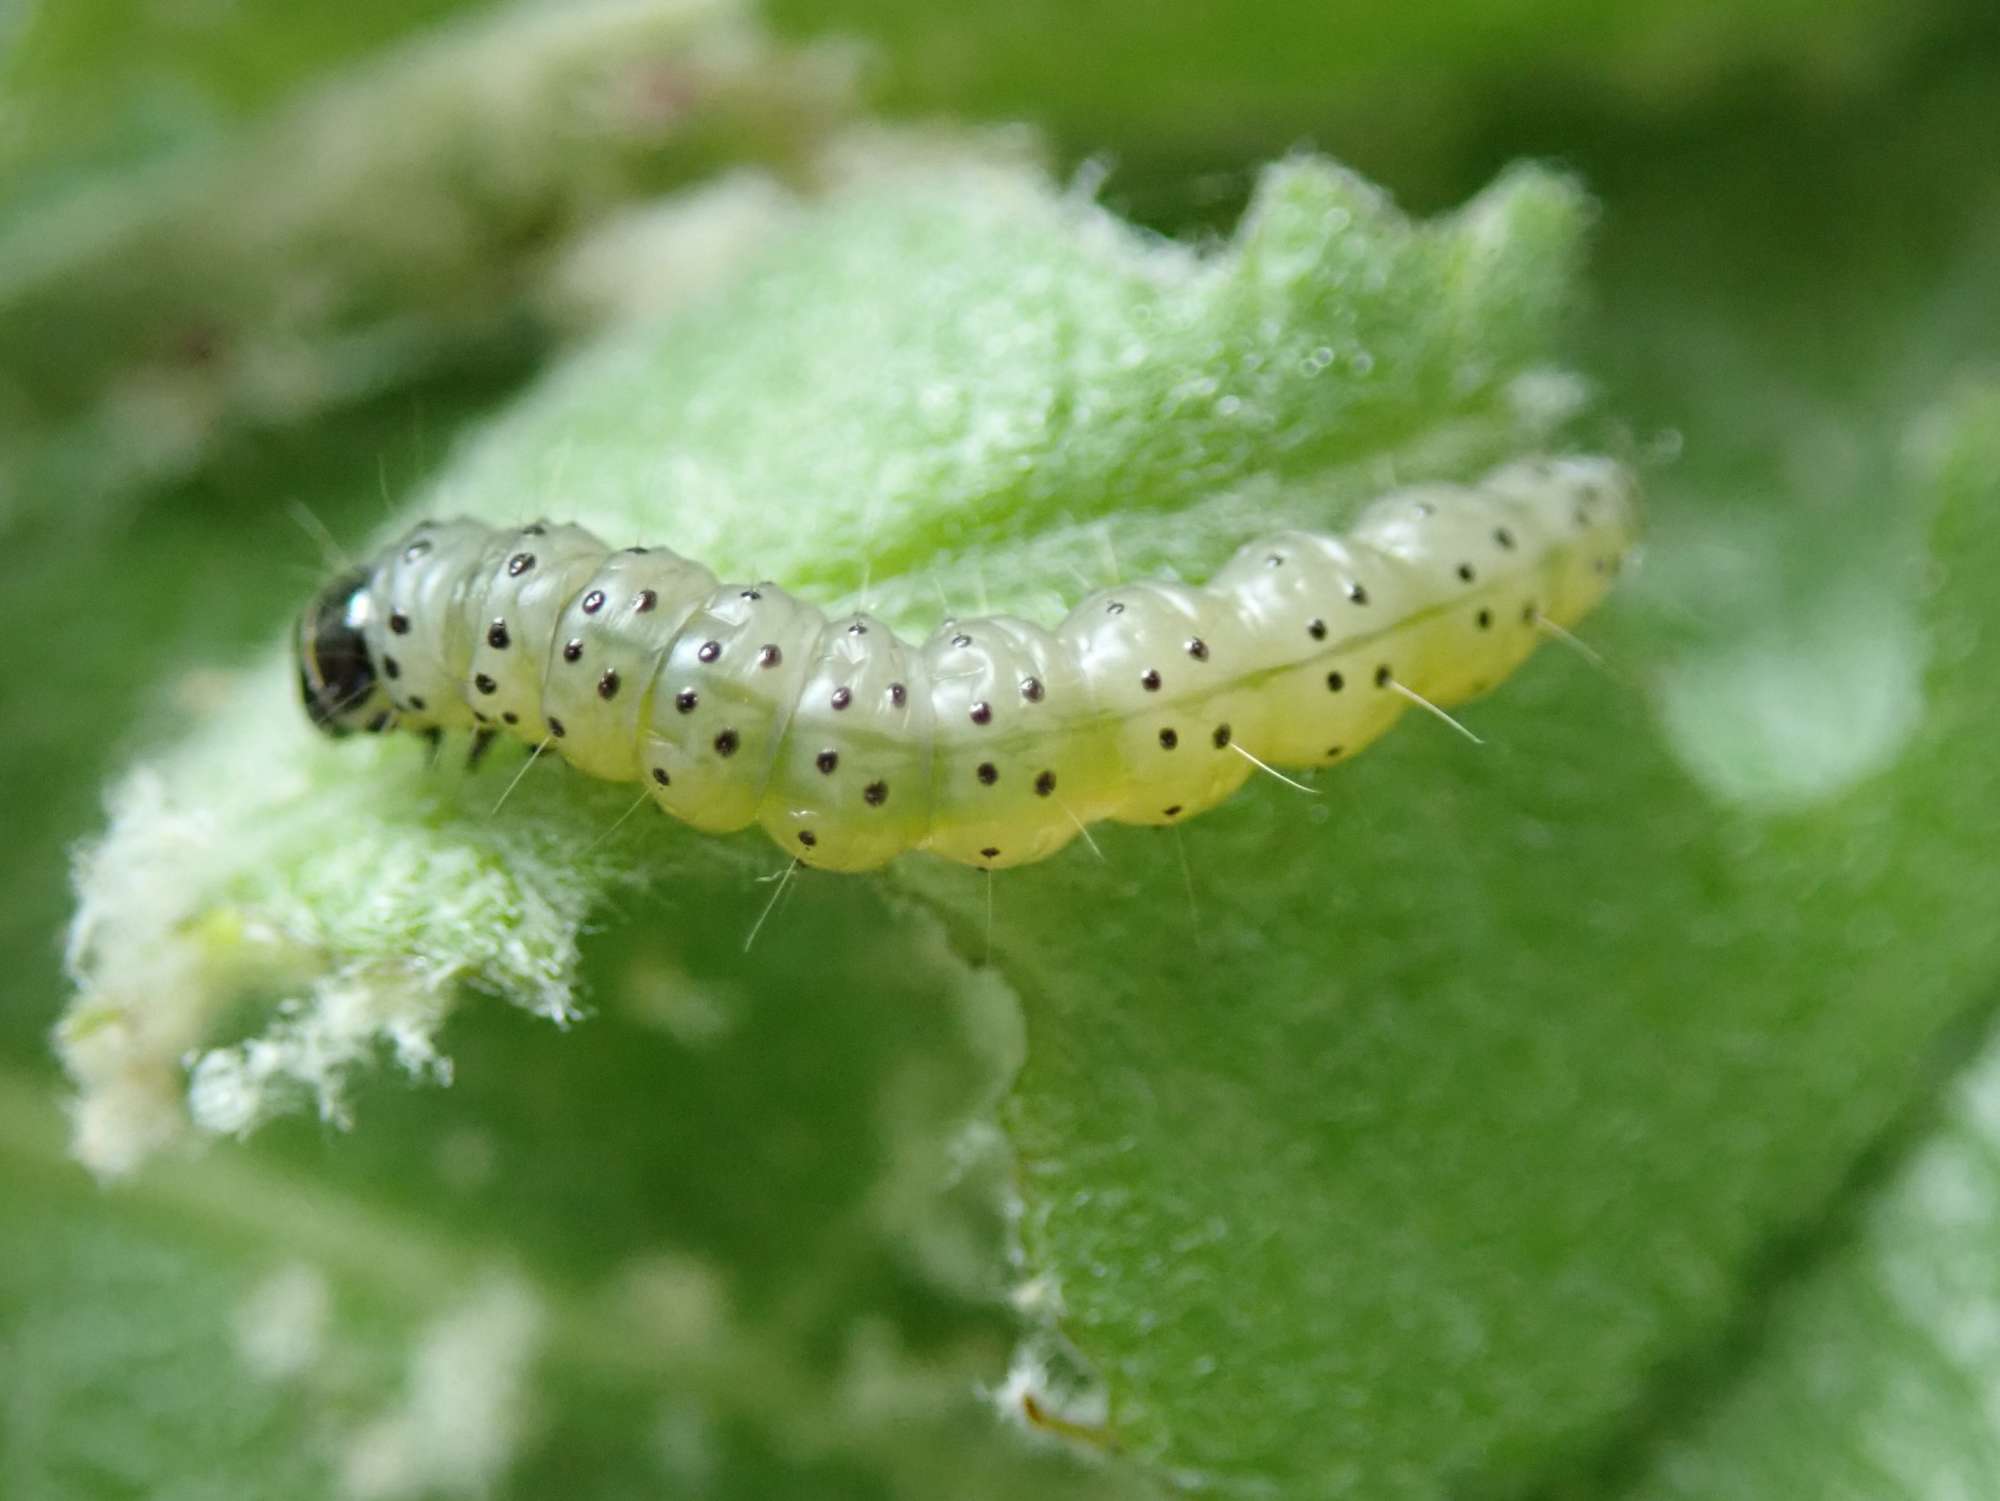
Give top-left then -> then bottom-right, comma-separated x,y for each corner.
4,1 -> 1999,1497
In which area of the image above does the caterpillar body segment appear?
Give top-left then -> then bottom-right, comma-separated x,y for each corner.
296,456 -> 1639,871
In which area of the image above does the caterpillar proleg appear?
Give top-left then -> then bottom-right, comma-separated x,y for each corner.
297,456 -> 1639,871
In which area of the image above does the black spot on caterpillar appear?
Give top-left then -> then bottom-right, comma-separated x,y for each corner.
296,456 -> 1639,871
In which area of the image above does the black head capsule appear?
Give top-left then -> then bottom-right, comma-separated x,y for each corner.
296,568 -> 390,736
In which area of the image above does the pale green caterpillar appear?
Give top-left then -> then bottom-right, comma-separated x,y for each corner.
297,456 -> 1639,871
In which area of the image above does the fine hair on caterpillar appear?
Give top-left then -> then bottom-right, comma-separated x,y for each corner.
296,455 -> 1640,872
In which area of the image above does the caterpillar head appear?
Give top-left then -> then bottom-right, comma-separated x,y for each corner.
296,568 -> 389,736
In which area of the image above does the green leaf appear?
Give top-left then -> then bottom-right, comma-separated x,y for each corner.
33,62 -> 2000,1501
0,0 -> 857,522
952,63 -> 2000,1481
1543,385 -> 2000,1501
767,0 -> 1962,194
54,149 -> 1588,1178
0,0 -> 482,206
959,371 -> 2000,1494
2,912 -> 1152,1501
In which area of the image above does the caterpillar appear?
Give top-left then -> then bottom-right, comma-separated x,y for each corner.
297,455 -> 1639,872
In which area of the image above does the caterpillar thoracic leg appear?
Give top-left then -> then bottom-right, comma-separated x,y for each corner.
296,456 -> 1640,872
